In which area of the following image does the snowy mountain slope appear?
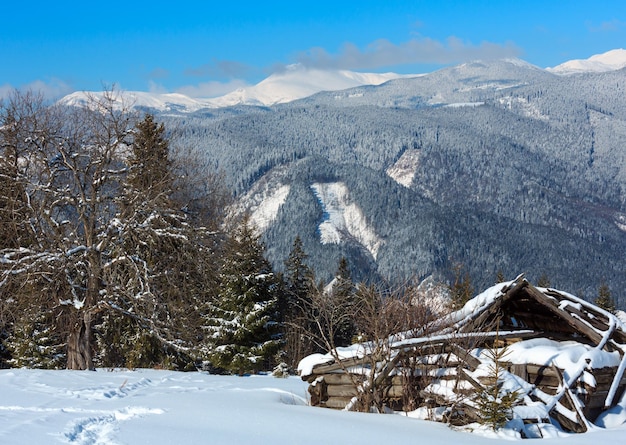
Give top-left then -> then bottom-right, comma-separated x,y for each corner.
58,66 -> 416,112
547,49 -> 626,74
236,170 -> 292,234
163,53 -> 626,297
207,64 -> 415,107
58,90 -> 217,112
310,182 -> 384,260
386,149 -> 422,188
303,58 -> 554,109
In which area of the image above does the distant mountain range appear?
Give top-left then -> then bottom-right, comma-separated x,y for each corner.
59,66 -> 415,111
60,49 -> 626,112
60,50 -> 626,306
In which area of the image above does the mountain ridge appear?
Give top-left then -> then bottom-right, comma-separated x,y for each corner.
59,49 -> 626,112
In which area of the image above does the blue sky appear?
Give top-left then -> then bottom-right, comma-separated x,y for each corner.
1,0 -> 625,99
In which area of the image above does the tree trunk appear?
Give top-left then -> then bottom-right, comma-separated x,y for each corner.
66,252 -> 100,370
67,312 -> 94,370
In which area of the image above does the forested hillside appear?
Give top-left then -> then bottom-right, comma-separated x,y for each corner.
3,58 -> 625,371
161,60 -> 626,303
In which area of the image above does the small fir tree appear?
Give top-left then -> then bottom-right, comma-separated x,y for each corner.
206,217 -> 281,374
474,339 -> 521,430
495,270 -> 506,283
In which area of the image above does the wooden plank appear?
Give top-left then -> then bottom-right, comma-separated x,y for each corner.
324,397 -> 353,409
586,391 -> 610,409
526,363 -> 559,377
323,373 -> 363,385
527,286 -> 604,345
449,344 -> 481,371
326,384 -> 358,398
311,355 -> 370,374
382,385 -> 404,398
458,368 -> 486,392
512,363 -> 528,381
560,304 -> 610,332
526,364 -> 560,377
592,370 -> 619,386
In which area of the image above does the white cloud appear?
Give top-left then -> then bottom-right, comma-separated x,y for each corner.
0,84 -> 14,100
293,36 -> 522,71
0,78 -> 73,101
175,79 -> 250,98
148,80 -> 168,94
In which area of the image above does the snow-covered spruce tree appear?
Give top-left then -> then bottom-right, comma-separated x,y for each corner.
206,216 -> 281,374
98,113 -> 220,369
5,311 -> 65,369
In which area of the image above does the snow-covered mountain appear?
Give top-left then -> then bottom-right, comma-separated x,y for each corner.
59,50 -> 626,112
207,64 -> 415,107
547,48 -> 626,74
59,66 -> 417,112
58,90 -> 216,113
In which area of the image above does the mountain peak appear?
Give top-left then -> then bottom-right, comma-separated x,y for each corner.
206,66 -> 417,107
547,48 -> 626,75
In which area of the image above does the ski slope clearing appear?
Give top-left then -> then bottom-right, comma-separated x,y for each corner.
1,369 -> 626,444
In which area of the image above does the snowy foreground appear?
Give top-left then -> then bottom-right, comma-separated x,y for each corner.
2,369 -> 626,445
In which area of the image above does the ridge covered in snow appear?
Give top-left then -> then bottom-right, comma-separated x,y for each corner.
58,90 -> 217,113
208,65 -> 414,107
58,50 -> 626,111
58,65 -> 417,112
547,49 -> 626,75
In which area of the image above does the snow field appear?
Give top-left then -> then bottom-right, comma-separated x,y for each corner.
2,368 -> 626,444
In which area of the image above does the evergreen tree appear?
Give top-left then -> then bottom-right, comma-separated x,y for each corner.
537,273 -> 551,288
126,114 -> 172,207
281,236 -> 317,367
331,257 -> 356,347
206,217 -> 281,374
474,343 -> 521,430
595,281 -> 616,314
99,113 -> 219,369
495,270 -> 506,283
449,263 -> 474,310
5,311 -> 65,369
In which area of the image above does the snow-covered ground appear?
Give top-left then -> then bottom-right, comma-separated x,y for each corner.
1,368 -> 626,445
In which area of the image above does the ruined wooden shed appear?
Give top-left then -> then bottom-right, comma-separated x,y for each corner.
299,276 -> 626,435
